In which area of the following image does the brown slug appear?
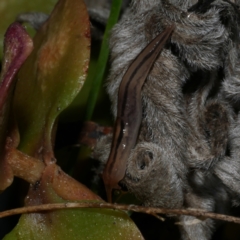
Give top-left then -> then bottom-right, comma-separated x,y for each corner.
102,25 -> 175,202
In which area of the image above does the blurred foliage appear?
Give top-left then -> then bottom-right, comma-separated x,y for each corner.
0,0 -> 144,239
0,0 -> 57,59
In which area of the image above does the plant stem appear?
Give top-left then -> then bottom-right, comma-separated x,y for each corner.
6,148 -> 45,183
85,0 -> 122,120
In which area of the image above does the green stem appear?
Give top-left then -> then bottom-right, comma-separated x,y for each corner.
85,0 -> 122,120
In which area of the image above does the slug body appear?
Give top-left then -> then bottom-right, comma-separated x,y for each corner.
102,26 -> 175,202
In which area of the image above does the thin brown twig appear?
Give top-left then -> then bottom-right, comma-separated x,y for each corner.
150,213 -> 165,222
0,202 -> 240,224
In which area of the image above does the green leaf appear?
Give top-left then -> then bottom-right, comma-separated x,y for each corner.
4,208 -> 144,240
3,164 -> 144,240
13,0 -> 90,157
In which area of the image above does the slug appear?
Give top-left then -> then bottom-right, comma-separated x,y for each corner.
102,25 -> 175,202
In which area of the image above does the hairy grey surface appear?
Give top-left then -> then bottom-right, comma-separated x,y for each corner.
214,114 -> 240,206
16,12 -> 49,30
95,0 -> 240,239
